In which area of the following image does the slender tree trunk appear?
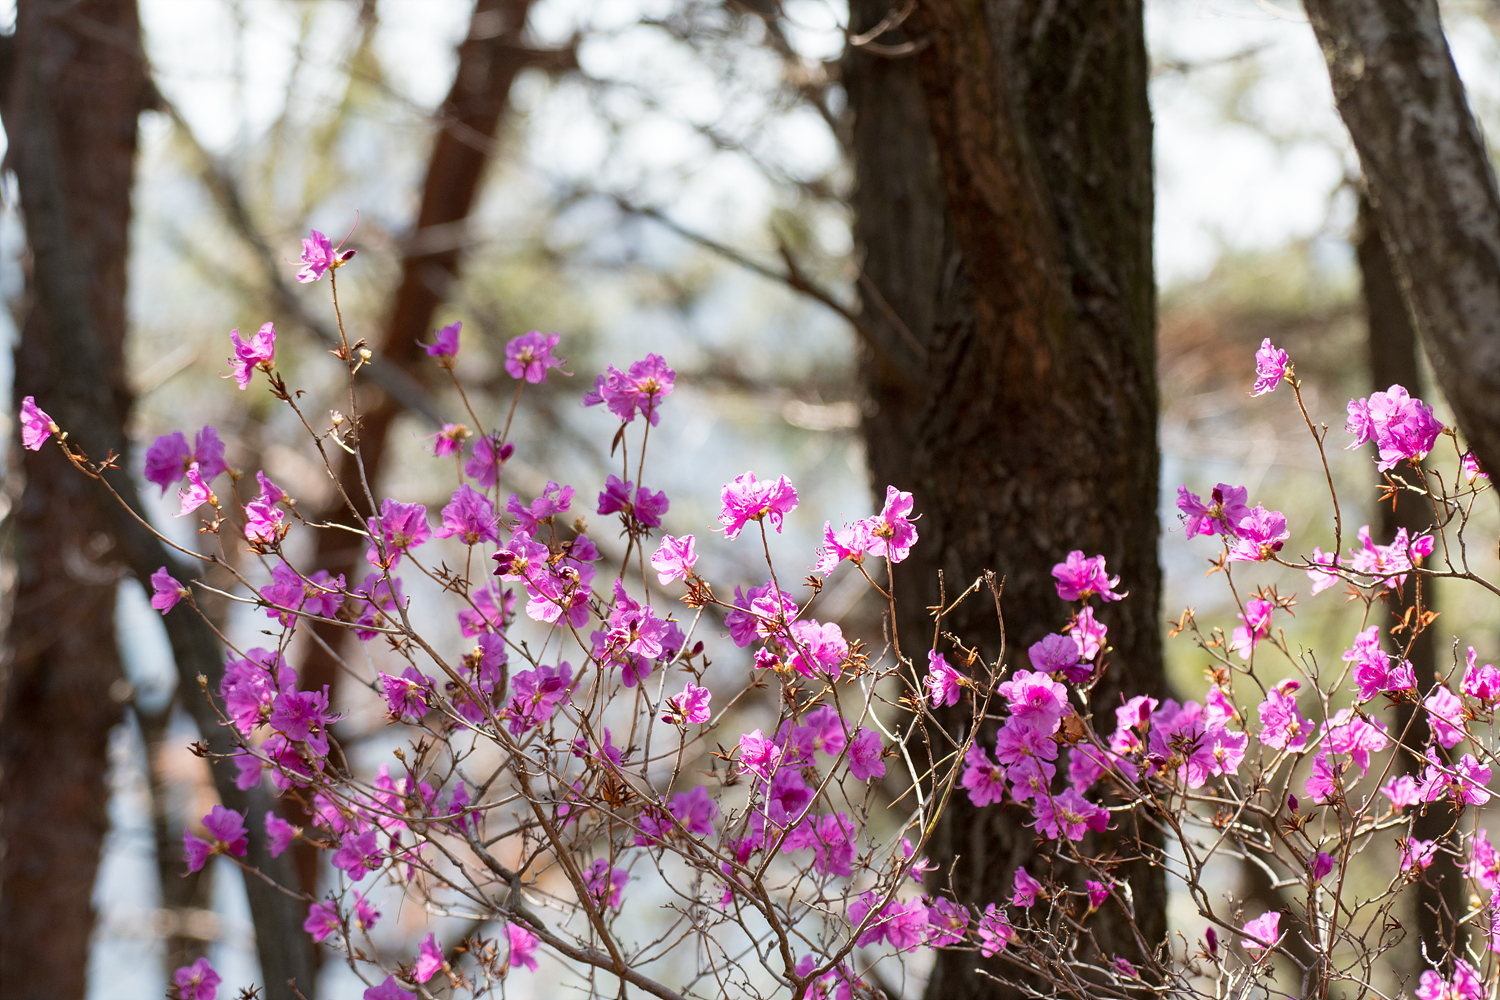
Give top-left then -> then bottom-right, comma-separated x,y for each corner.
1306,0 -> 1500,481
845,2 -> 1165,997
0,4 -> 146,997
1357,193 -> 1461,969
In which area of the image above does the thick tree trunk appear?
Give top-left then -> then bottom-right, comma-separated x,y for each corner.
845,2 -> 1165,997
1306,0 -> 1500,481
0,4 -> 145,997
1357,194 -> 1461,969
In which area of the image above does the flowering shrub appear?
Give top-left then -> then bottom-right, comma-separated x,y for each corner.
18,236 -> 1500,1000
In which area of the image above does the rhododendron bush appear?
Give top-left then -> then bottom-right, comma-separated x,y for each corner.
18,243 -> 1500,1000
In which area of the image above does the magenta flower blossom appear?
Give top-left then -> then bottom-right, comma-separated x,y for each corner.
507,481 -> 575,533
847,727 -> 886,781
1227,505 -> 1290,562
670,786 -> 719,836
503,661 -> 572,735
1348,524 -> 1434,589
582,353 -> 676,424
725,581 -> 798,646
1228,597 -> 1274,660
1051,551 -> 1124,602
650,533 -> 697,584
1242,910 -> 1280,950
1311,851 -> 1335,880
266,812 -> 298,857
507,923 -> 540,972
1012,867 -> 1042,907
296,229 -> 343,284
332,828 -> 382,881
863,485 -> 919,563
718,471 -> 799,540
505,331 -> 566,383
1419,751 -> 1492,806
1028,632 -> 1081,677
144,427 -> 227,493
176,462 -> 215,518
597,475 -> 669,528
1401,837 -> 1438,872
1070,605 -> 1107,661
364,976 -> 416,1000
1031,787 -> 1108,841
814,518 -> 873,576
927,898 -> 970,947
977,904 -> 1016,956
1425,684 -> 1467,748
1322,708 -> 1390,776
997,669 -> 1070,734
464,433 -> 513,488
429,422 -> 471,457
738,729 -> 783,781
244,496 -> 285,545
1462,450 -> 1488,482
1417,961 -> 1485,1000
925,650 -> 965,707
1176,483 -> 1252,538
1346,384 -> 1445,470
151,566 -> 189,613
662,683 -> 712,725
1468,830 -> 1500,892
1307,546 -> 1341,594
304,901 -> 339,942
380,666 -> 432,720
182,805 -> 248,873
415,932 -> 444,983
961,742 -> 1008,807
586,858 -> 629,909
1086,880 -> 1110,909
1251,338 -> 1289,396
1382,775 -> 1421,809
435,485 -> 499,545
786,618 -> 849,678
19,396 -> 55,451
173,958 -> 221,1000
227,322 -> 277,389
424,320 -> 461,363
1256,682 -> 1309,752
1343,625 -> 1413,700
366,499 -> 430,567
1463,647 -> 1500,703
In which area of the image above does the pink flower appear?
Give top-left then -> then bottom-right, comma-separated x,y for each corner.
786,618 -> 849,678
145,429 -> 229,495
738,729 -> 783,781
1028,633 -> 1083,682
1242,910 -> 1280,950
507,481 -> 575,533
244,496 -> 285,545
670,786 -> 719,836
1228,597 -> 1274,660
1256,682 -> 1309,752
814,519 -> 872,576
1251,337 -> 1289,396
464,434 -> 513,488
1401,837 -> 1438,872
176,462 -> 214,517
505,331 -> 565,383
1468,830 -> 1500,893
597,475 -> 669,528
1463,451 -> 1488,482
173,957 -> 221,1000
1382,775 -> 1421,809
1425,685 -> 1467,748
1011,867 -> 1042,907
582,354 -> 676,424
1346,384 -> 1444,470
333,828 -> 382,881
1307,546 -> 1341,594
415,932 -> 444,983
1312,851 -> 1335,880
996,669 -> 1070,734
380,666 -> 432,720
429,422 -> 470,457
977,903 -> 1015,956
718,471 -> 799,540
1176,483 -> 1252,538
354,893 -> 380,930
1086,880 -> 1109,908
507,922 -> 540,972
296,230 -> 334,283
650,534 -> 697,584
1031,787 -> 1109,841
847,728 -> 886,781
1464,647 -> 1500,703
586,859 -> 628,909
1227,505 -> 1289,562
363,976 -> 416,1000
925,650 -> 965,707
1344,625 -> 1413,700
1416,961 -> 1485,1000
304,901 -> 339,942
227,322 -> 276,389
18,396 -> 54,451
863,485 -> 919,563
662,683 -> 711,726
182,805 -> 248,873
266,812 -> 298,857
1070,606 -> 1108,661
424,320 -> 461,362
1419,751 -> 1492,806
366,499 -> 430,567
1052,551 -> 1124,602
151,566 -> 188,613
435,485 -> 499,546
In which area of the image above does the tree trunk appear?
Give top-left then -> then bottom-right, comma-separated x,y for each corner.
0,4 -> 145,997
1306,0 -> 1500,482
844,2 -> 1165,997
1357,193 -> 1461,969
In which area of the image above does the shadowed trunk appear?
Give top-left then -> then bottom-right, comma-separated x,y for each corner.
1306,0 -> 1500,482
0,4 -> 145,997
844,2 -> 1165,997
1357,192 -> 1460,970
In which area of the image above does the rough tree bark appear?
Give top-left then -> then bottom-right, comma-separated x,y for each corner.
844,2 -> 1165,997
0,4 -> 146,998
1357,193 -> 1462,968
1306,0 -> 1500,482
0,3 -> 314,998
